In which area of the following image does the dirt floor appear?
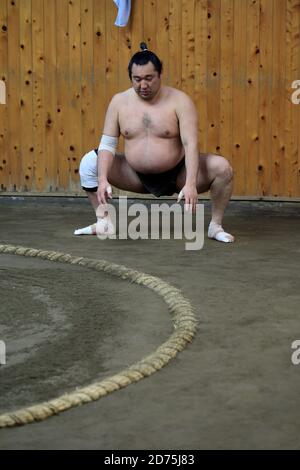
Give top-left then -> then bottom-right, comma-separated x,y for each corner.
0,196 -> 299,450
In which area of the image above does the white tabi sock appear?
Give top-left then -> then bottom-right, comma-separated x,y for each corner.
74,223 -> 96,236
96,216 -> 115,236
208,221 -> 234,243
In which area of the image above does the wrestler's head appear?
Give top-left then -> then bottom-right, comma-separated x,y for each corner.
128,43 -> 163,101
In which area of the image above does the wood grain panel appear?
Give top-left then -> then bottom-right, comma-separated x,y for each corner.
0,0 -> 8,190
0,0 -> 299,198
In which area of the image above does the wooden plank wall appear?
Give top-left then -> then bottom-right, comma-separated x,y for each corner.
0,0 -> 299,197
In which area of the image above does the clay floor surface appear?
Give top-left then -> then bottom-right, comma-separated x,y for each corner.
0,197 -> 299,450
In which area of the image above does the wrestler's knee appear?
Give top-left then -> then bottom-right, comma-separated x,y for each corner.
210,154 -> 233,182
220,157 -> 233,182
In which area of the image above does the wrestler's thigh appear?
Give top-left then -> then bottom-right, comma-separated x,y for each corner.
176,153 -> 229,193
109,154 -> 147,193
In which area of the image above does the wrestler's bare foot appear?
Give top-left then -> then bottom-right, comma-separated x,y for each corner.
208,221 -> 234,243
74,223 -> 97,236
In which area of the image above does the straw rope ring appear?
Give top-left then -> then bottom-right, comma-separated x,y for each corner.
0,244 -> 197,428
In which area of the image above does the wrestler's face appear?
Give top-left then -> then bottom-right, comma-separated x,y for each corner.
131,62 -> 162,101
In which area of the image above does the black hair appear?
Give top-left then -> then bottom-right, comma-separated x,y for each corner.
128,42 -> 163,80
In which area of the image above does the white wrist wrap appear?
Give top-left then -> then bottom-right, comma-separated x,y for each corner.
98,135 -> 118,156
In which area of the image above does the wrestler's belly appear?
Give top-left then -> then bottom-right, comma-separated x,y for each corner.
124,138 -> 184,174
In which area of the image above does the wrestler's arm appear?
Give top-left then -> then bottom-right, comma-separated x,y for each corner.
97,94 -> 121,205
176,93 -> 199,212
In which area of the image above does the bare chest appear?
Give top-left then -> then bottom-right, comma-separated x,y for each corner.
119,106 -> 179,139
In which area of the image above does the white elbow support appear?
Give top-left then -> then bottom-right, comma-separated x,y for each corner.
98,135 -> 118,156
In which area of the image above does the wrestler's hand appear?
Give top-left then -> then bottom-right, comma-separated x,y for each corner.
97,179 -> 113,206
177,184 -> 198,213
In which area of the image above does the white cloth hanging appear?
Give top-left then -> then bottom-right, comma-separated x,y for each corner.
113,0 -> 131,27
